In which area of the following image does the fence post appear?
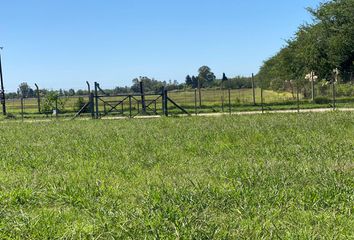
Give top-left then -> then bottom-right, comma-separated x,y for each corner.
90,93 -> 95,119
55,97 -> 58,118
332,82 -> 336,110
252,73 -> 256,105
94,82 -> 99,119
140,80 -> 146,114
0,50 -> 7,116
194,88 -> 197,115
332,68 -> 339,111
129,95 -> 132,118
35,83 -> 40,113
228,78 -> 231,114
221,80 -> 224,112
86,81 -> 91,94
21,97 -> 24,121
296,80 -> 300,113
163,89 -> 168,116
261,84 -> 264,113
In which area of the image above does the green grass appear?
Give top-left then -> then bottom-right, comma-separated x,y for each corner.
0,112 -> 353,238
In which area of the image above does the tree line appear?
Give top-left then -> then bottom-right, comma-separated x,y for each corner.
8,66 -> 253,99
257,0 -> 354,91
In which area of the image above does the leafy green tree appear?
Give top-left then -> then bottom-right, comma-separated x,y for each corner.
258,0 -> 354,90
17,82 -> 34,98
198,66 -> 216,87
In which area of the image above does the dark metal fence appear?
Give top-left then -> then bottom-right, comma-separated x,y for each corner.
3,78 -> 354,120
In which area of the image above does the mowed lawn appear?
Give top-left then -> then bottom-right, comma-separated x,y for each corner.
0,112 -> 353,239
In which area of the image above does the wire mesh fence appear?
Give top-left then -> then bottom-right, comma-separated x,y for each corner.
3,80 -> 354,120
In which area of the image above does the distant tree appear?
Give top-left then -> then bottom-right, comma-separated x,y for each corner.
198,66 -> 216,87
76,89 -> 84,95
185,75 -> 192,86
68,89 -> 75,96
191,76 -> 198,88
17,82 -> 34,98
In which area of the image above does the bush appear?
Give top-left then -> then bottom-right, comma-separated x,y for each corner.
41,93 -> 66,113
5,113 -> 16,120
314,96 -> 331,104
336,84 -> 354,97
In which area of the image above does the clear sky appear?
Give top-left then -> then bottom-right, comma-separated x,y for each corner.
0,0 -> 321,92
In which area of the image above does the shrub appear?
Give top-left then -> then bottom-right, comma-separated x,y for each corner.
314,96 -> 331,104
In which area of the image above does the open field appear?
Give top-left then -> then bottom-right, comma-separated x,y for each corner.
0,112 -> 353,238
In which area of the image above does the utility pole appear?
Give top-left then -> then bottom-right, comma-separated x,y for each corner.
0,47 -> 6,115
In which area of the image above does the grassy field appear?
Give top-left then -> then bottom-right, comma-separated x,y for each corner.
0,112 -> 353,238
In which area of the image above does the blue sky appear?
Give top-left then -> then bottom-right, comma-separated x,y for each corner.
0,0 -> 321,91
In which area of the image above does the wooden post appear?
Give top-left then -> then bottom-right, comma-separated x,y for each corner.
252,73 -> 256,105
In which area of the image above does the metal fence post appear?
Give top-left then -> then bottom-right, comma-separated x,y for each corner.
228,78 -> 231,114
140,80 -> 146,114
333,82 -> 336,110
261,84 -> 264,113
55,97 -> 58,118
163,89 -> 168,116
94,82 -> 99,119
21,97 -> 24,121
252,73 -> 256,105
194,88 -> 197,115
129,95 -> 132,118
35,83 -> 40,113
296,80 -> 300,113
90,93 -> 95,119
0,49 -> 7,115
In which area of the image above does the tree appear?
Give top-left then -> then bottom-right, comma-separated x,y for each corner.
257,0 -> 354,90
17,82 -> 34,98
198,66 -> 216,87
68,89 -> 75,96
185,75 -> 192,86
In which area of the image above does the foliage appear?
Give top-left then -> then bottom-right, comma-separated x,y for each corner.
257,0 -> 354,90
314,96 -> 331,104
17,82 -> 35,98
41,92 -> 66,113
0,112 -> 353,238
